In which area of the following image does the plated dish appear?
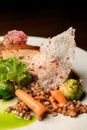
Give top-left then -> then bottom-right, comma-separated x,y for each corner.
0,28 -> 87,130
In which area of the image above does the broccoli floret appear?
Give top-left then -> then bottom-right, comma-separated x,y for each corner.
0,80 -> 15,100
59,79 -> 83,101
17,72 -> 33,87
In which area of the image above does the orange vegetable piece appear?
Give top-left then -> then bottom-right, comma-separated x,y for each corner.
15,89 -> 46,117
51,90 -> 68,104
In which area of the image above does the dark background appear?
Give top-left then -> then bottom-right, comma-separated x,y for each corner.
0,1 -> 87,51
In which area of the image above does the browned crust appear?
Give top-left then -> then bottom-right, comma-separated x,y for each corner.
3,44 -> 40,50
0,42 -> 40,59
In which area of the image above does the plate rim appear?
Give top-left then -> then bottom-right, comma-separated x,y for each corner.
0,36 -> 87,130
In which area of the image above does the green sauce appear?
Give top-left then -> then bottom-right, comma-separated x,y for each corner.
0,98 -> 36,130
0,112 -> 36,130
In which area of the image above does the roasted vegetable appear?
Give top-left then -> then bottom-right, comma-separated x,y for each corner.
0,80 -> 15,100
59,79 -> 83,101
16,72 -> 33,87
0,57 -> 33,100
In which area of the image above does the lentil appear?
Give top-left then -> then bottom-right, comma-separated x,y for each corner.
6,82 -> 87,120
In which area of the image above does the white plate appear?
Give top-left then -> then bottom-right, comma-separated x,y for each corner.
1,36 -> 87,130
